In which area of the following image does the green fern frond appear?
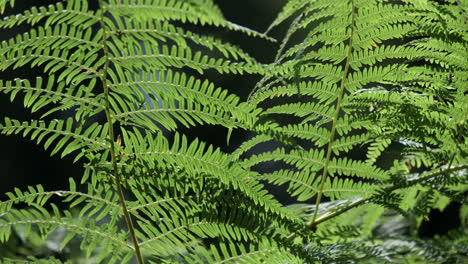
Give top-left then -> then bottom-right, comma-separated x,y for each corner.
1,179 -> 121,224
0,118 -> 108,161
1,0 -> 466,262
329,157 -> 389,180
240,147 -> 325,172
109,42 -> 267,75
111,95 -> 244,132
0,24 -> 100,56
366,138 -> 392,164
0,0 -> 14,14
107,69 -> 260,132
105,0 -> 227,26
0,47 -> 103,85
0,76 -> 104,120
120,130 -> 293,216
0,0 -> 97,29
106,20 -> 257,63
181,240 -> 304,264
105,0 -> 274,41
249,80 -> 338,106
0,205 -> 132,250
2,257 -> 68,264
245,0 -> 409,214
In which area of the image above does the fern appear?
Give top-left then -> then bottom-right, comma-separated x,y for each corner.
0,0 -> 467,263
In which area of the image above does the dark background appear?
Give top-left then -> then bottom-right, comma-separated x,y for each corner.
0,0 -> 458,238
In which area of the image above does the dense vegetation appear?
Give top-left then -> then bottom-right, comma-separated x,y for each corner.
0,0 -> 467,263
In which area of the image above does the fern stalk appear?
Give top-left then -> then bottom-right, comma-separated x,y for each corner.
310,0 -> 357,227
287,163 -> 468,242
97,1 -> 144,263
321,164 -> 468,221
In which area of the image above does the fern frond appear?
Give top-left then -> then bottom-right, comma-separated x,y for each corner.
0,47 -> 103,85
108,69 -> 260,131
231,134 -> 275,160
266,0 -> 309,34
329,158 -> 389,180
249,80 -> 338,106
331,133 -> 372,154
0,0 -> 14,14
106,20 -> 257,63
1,179 -> 121,225
105,0 -> 274,41
120,129 -> 301,224
276,124 -> 330,147
242,0 -> 457,236
181,240 -> 304,264
0,0 -> 97,29
2,257 -> 67,264
366,138 -> 392,164
0,206 -> 133,262
240,147 -> 325,172
0,76 -> 104,120
136,213 -> 263,256
0,118 -> 108,161
109,42 -> 267,75
105,0 -> 226,26
0,24 -> 100,56
266,170 -> 374,201
1,0 -> 466,262
110,94 -> 245,132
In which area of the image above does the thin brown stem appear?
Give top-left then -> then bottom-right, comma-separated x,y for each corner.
97,1 -> 144,263
286,164 -> 468,242
311,1 -> 357,224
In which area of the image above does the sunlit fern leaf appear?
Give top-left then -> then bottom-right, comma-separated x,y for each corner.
0,179 -> 122,226
108,42 -> 268,75
0,24 -> 101,57
0,0 -> 97,29
0,76 -> 104,120
105,0 -> 274,41
0,118 -> 108,161
238,0 -> 439,232
106,20 -> 257,63
313,203 -> 384,238
366,138 -> 392,164
0,206 -> 133,261
180,239 -> 305,264
0,0 -> 14,14
230,134 -> 275,160
0,0 -> 466,262
240,147 -> 325,172
250,80 -> 339,106
329,157 -> 389,180
2,257 -> 67,264
106,0 -> 226,26
266,0 -> 310,34
266,170 -> 375,201
107,69 -> 261,132
119,129 -> 301,223
0,47 -> 103,85
111,95 -> 237,132
136,211 -> 267,257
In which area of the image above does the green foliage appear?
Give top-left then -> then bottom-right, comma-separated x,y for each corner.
0,0 -> 467,263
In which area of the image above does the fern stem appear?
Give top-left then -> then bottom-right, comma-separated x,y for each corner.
287,164 -> 468,242
319,164 -> 468,223
97,1 -> 144,263
248,12 -> 303,102
310,1 -> 356,226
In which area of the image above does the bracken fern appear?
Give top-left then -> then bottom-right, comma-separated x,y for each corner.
0,0 -> 466,263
